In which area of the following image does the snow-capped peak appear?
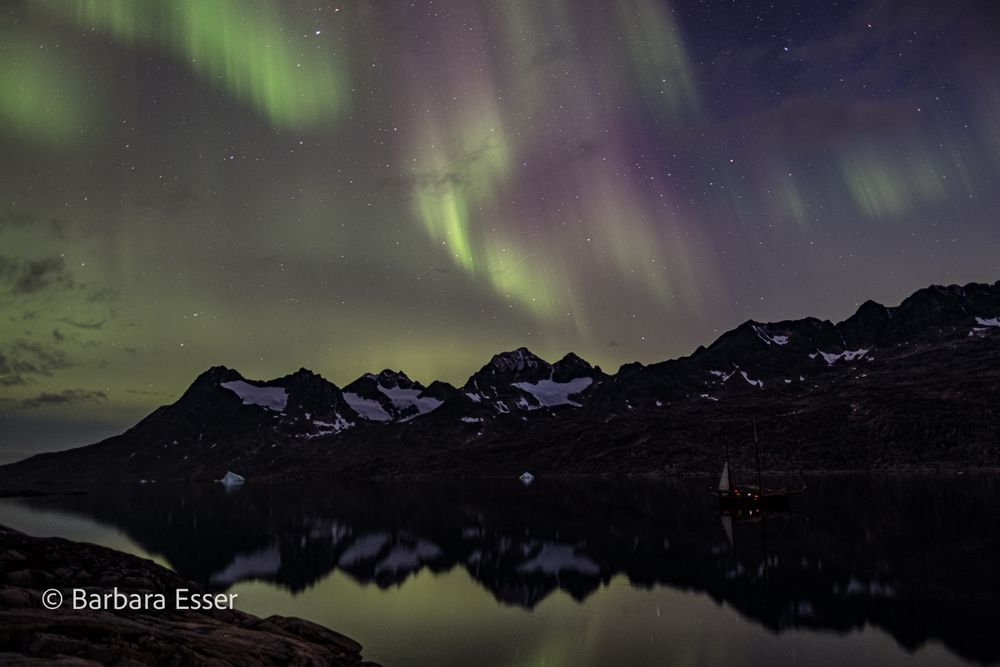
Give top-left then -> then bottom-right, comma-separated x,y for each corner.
221,380 -> 288,411
751,322 -> 790,346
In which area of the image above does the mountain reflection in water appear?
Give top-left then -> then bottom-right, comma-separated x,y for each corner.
6,474 -> 999,666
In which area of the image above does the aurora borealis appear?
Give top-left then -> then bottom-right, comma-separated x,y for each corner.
2,0 -> 999,458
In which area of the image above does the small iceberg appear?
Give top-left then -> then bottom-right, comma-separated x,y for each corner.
220,471 -> 245,486
519,471 -> 535,485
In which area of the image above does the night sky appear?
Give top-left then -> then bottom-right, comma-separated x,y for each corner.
2,0 -> 999,459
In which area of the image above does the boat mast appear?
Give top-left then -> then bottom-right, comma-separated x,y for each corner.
724,440 -> 733,490
753,419 -> 762,493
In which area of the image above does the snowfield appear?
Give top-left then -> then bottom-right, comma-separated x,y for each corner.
512,377 -> 593,407
220,381 -> 288,411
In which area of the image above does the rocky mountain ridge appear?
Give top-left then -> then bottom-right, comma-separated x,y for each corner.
1,279 -> 999,485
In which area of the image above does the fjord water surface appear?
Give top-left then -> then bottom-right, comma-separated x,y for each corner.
2,474 -> 996,666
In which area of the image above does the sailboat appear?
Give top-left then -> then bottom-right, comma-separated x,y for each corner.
716,421 -> 804,511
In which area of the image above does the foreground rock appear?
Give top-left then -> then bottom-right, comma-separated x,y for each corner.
0,525 -> 377,666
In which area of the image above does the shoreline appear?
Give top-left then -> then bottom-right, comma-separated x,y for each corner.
1,466 -> 997,499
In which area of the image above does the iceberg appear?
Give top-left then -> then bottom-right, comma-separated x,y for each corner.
220,471 -> 245,486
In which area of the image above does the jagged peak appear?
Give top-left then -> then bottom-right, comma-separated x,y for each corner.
616,360 -> 645,375
552,351 -> 602,381
176,365 -> 245,403
376,369 -> 413,387
555,351 -> 590,366
192,365 -> 244,384
423,379 -> 456,392
858,299 -> 887,311
271,367 -> 334,386
487,347 -> 547,369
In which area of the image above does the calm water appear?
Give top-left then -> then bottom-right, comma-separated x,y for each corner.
2,474 -> 998,666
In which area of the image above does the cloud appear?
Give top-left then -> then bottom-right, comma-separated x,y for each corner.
0,255 -> 75,296
15,257 -> 73,294
0,209 -> 40,230
0,339 -> 72,386
0,209 -> 72,238
125,388 -> 160,396
18,388 -> 108,409
58,317 -> 107,330
86,288 -> 120,304
379,133 -> 505,194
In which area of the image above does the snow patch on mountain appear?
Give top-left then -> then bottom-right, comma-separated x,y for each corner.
810,349 -> 869,365
308,417 -> 353,437
512,377 -> 593,407
342,393 -> 392,421
379,385 -> 443,415
220,380 -> 288,411
752,323 -> 789,346
975,316 -> 1000,327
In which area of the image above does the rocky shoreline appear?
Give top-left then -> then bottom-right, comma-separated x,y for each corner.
0,524 -> 378,665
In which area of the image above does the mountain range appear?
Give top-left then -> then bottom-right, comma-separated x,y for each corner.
2,279 -> 999,487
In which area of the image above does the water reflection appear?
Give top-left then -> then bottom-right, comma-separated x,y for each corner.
7,474 -> 999,664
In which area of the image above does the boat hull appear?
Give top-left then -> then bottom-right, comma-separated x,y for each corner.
717,489 -> 796,511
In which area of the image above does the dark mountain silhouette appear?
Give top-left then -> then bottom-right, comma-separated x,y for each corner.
1,279 -> 999,487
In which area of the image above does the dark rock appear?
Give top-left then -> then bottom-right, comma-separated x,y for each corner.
0,524 -> 376,666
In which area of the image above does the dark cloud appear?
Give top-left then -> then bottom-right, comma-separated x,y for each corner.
86,288 -> 120,304
58,317 -> 107,330
16,257 -> 73,294
0,209 -> 40,229
0,210 -> 71,238
0,339 -> 72,386
125,388 -> 160,396
379,168 -> 463,193
0,255 -> 75,295
18,388 -> 108,409
379,133 -> 504,193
